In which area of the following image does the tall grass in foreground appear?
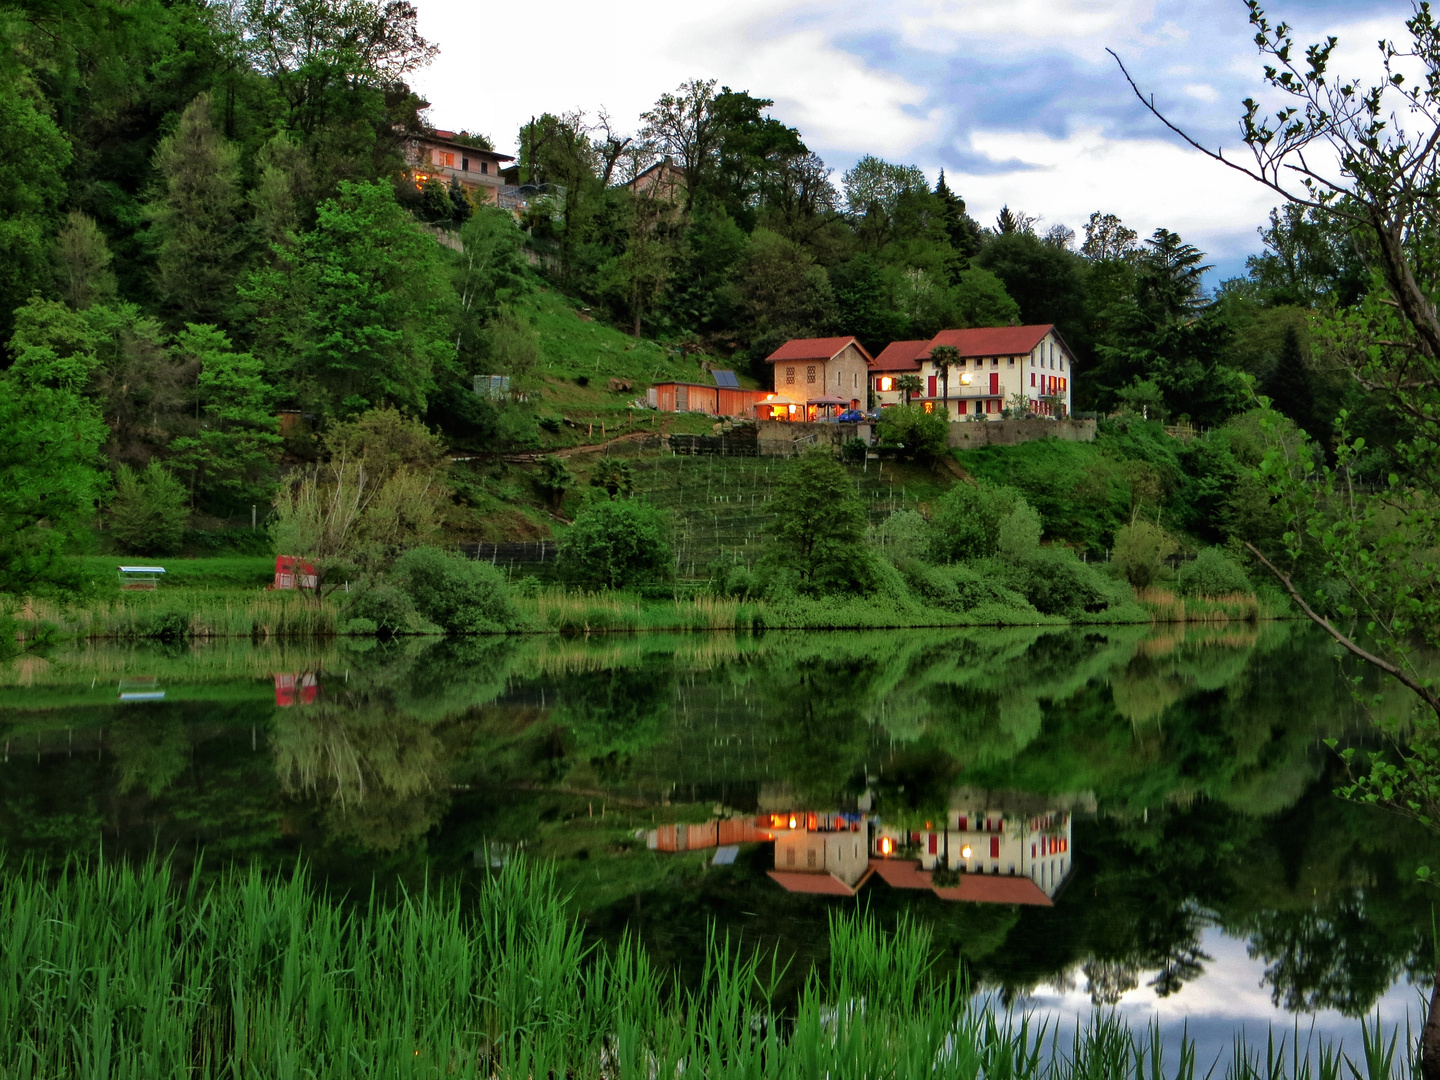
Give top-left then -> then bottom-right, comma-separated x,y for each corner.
0,858 -> 1420,1079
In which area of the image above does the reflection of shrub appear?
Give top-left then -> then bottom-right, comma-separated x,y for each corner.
110,463 -> 189,555
931,865 -> 960,887
1178,547 -> 1251,597
560,498 -> 673,589
391,545 -> 517,634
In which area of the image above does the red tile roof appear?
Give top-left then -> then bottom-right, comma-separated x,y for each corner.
870,340 -> 929,372
923,325 -> 1055,359
767,869 -> 873,895
766,337 -> 873,364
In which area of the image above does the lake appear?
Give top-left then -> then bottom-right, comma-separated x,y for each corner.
2,622 -> 1434,1062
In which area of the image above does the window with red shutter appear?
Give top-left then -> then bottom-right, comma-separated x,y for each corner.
990,372 -> 999,395
990,836 -> 1000,858
928,834 -> 938,855
1030,373 -> 1035,387
927,375 -> 937,397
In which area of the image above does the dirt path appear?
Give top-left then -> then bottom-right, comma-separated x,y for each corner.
456,420 -> 674,465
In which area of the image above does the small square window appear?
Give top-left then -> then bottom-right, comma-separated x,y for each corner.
1008,357 -> 1014,365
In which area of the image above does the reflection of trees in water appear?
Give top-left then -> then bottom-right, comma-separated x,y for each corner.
1242,897 -> 1419,1016
108,710 -> 189,796
271,703 -> 451,852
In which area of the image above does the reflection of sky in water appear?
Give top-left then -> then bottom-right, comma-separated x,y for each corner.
1010,929 -> 1427,1067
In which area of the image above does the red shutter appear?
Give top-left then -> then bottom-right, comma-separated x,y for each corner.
927,375 -> 937,397
990,373 -> 999,395
990,836 -> 1000,858
957,815 -> 967,830
1030,373 -> 1035,387
928,833 -> 938,855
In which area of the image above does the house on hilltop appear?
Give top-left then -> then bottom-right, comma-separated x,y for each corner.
404,130 -> 515,203
871,325 -> 1074,419
764,336 -> 873,419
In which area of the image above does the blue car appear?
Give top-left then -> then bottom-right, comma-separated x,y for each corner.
836,409 -> 866,423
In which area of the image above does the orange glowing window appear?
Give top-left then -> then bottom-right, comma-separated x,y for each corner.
879,376 -> 893,392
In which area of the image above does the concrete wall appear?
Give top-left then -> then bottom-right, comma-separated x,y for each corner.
946,417 -> 1095,449
757,419 -> 870,456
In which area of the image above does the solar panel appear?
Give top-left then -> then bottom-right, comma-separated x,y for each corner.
712,369 -> 739,388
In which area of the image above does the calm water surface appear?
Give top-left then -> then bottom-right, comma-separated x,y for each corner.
2,623 -> 1434,1059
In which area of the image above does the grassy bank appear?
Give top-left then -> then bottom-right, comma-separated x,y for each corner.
7,585 -> 1281,643
0,857 -> 1417,1079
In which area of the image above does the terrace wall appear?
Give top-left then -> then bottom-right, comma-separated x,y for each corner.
946,418 -> 1095,449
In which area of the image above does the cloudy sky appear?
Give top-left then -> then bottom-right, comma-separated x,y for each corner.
410,0 -> 1414,282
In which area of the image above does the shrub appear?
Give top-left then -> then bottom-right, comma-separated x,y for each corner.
987,549 -> 1117,618
560,497 -> 673,589
110,462 -> 190,555
1113,520 -> 1178,588
766,450 -> 872,595
996,503 -> 1042,562
928,481 -> 1030,561
391,545 -> 517,634
893,558 -> 1035,616
868,509 -> 929,560
341,581 -> 420,636
876,405 -> 948,462
1179,547 -> 1252,597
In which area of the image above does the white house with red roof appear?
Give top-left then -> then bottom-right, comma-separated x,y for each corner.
870,325 -> 1074,419
764,336 -> 873,419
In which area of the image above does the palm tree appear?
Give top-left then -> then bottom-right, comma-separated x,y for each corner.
896,374 -> 922,406
930,344 -> 958,418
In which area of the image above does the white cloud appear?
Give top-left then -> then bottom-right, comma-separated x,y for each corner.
411,0 -> 932,155
1183,83 -> 1219,103
889,0 -> 1158,54
949,124 -> 1277,259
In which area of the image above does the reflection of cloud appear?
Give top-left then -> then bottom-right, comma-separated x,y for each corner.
1013,929 -> 1425,1067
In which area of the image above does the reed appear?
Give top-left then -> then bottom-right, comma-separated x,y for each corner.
1136,588 -> 1262,625
0,857 -> 1418,1079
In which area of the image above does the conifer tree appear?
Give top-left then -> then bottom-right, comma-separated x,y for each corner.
148,93 -> 244,326
53,211 -> 116,310
1263,326 -> 1318,438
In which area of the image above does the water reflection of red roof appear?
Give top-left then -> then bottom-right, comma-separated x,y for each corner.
934,877 -> 1052,906
866,859 -> 1054,906
868,858 -> 932,889
766,869 -> 874,896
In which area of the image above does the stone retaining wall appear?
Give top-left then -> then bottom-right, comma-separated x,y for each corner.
946,417 -> 1095,449
756,420 -> 871,457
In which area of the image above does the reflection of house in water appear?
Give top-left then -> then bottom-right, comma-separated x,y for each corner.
646,793 -> 1083,906
767,812 -> 873,896
273,673 -> 318,707
872,794 -> 1073,904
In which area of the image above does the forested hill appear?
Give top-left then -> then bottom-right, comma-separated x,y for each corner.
0,0 -> 1405,593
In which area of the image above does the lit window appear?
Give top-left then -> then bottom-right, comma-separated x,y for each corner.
879,376 -> 893,392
